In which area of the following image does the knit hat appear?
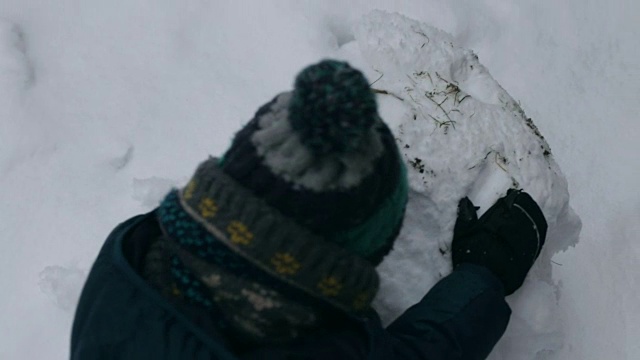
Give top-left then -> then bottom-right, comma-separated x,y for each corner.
156,60 -> 408,316
221,60 -> 408,262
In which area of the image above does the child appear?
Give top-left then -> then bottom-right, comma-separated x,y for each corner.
71,60 -> 546,359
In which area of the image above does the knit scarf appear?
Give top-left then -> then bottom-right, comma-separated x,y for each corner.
143,164 -> 380,346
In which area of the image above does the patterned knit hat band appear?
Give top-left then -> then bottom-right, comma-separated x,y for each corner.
174,158 -> 380,312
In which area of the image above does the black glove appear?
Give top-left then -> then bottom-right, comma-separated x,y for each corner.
452,189 -> 548,295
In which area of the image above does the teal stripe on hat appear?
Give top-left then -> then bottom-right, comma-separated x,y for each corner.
329,162 -> 408,260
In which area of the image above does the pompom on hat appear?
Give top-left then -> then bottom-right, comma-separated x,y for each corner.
288,60 -> 378,155
156,60 -> 408,315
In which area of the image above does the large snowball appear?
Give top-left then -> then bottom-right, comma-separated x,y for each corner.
350,11 -> 581,359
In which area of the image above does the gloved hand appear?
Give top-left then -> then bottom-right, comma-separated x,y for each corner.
452,189 -> 548,295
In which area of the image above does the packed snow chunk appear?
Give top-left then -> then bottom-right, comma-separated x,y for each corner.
492,280 -> 563,360
38,266 -> 87,312
352,11 -> 581,359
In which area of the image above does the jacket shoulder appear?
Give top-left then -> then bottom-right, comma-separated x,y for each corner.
71,212 -> 236,360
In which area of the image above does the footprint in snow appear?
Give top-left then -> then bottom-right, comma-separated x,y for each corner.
0,20 -> 35,92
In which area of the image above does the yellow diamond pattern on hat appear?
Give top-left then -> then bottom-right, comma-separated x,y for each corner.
183,180 -> 197,200
318,276 -> 343,297
227,221 -> 254,245
198,198 -> 218,219
270,252 -> 302,276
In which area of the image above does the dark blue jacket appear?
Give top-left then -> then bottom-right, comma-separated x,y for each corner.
71,212 -> 511,359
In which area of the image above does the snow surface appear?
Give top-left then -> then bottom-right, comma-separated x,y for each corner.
0,1 -> 638,359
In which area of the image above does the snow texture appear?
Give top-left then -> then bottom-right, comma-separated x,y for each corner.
346,12 -> 581,359
38,266 -> 87,312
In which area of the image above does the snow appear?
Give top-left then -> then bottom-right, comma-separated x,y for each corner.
0,1 -> 638,359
